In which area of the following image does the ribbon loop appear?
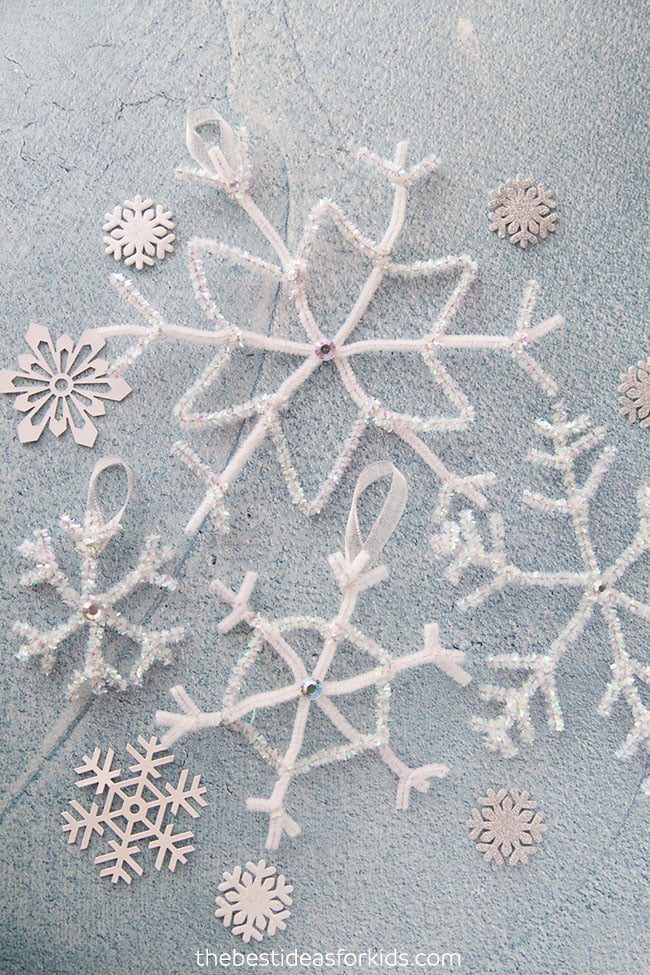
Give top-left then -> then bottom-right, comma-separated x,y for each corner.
345,461 -> 408,567
85,456 -> 134,543
186,106 -> 225,174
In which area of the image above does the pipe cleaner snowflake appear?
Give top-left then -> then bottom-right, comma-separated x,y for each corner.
467,788 -> 546,865
13,458 -> 184,698
96,108 -> 563,534
215,860 -> 292,942
103,195 -> 175,270
0,323 -> 131,447
62,736 -> 207,884
432,402 -> 650,792
156,462 -> 471,849
488,175 -> 557,249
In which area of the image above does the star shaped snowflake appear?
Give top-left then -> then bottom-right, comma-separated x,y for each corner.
619,358 -> 650,429
62,736 -> 207,883
101,109 -> 563,534
467,788 -> 546,865
432,402 -> 650,791
103,195 -> 175,270
0,323 -> 131,447
488,174 -> 557,248
215,860 -> 292,942
156,463 -> 471,849
14,468 -> 183,698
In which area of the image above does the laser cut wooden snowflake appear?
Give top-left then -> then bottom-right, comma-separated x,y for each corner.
98,109 -> 563,534
432,402 -> 650,792
215,860 -> 292,942
619,358 -> 650,429
156,463 -> 472,849
467,788 -> 546,865
62,736 -> 207,883
489,175 -> 557,249
103,195 -> 175,270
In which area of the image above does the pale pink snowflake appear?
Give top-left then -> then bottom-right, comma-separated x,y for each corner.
61,736 -> 207,884
103,195 -> 175,270
619,359 -> 650,429
467,788 -> 546,865
0,323 -> 131,446
489,175 -> 557,248
215,860 -> 292,942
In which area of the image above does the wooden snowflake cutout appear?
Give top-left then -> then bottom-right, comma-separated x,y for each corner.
101,108 -> 563,534
157,463 -> 471,849
619,358 -> 650,429
103,194 -> 175,270
215,860 -> 292,942
467,788 -> 546,865
489,174 -> 557,248
0,324 -> 131,447
13,458 -> 184,698
61,736 -> 207,883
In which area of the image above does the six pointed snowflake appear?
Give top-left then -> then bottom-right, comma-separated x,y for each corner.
61,736 -> 207,883
467,788 -> 546,865
432,402 -> 650,791
102,110 -> 562,534
157,464 -> 471,849
488,174 -> 557,249
215,860 -> 292,942
619,358 -> 650,429
14,484 -> 183,698
103,195 -> 175,270
0,324 -> 131,447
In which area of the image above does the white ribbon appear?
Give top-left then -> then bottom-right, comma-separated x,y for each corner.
185,107 -> 244,182
85,456 -> 134,544
345,461 -> 408,566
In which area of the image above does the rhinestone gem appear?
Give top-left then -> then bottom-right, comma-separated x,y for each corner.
315,339 -> 336,361
82,601 -> 104,623
300,677 -> 323,700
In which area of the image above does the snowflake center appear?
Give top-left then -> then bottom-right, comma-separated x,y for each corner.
315,339 -> 336,361
236,881 -> 274,916
300,676 -> 323,700
124,797 -> 147,818
82,600 -> 105,623
50,373 -> 74,396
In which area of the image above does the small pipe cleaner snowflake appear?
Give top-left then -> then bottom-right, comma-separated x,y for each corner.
62,736 -> 207,883
467,788 -> 546,865
488,174 -> 557,249
13,458 -> 184,698
103,195 -> 175,270
96,108 -> 563,534
156,462 -> 471,849
432,401 -> 650,792
215,860 -> 292,942
0,323 -> 131,447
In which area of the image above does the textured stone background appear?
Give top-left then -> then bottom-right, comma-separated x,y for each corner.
0,1 -> 648,973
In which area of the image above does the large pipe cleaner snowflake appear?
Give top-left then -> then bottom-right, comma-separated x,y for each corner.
432,402 -> 650,791
156,463 -> 472,849
13,459 -> 184,698
97,109 -> 562,534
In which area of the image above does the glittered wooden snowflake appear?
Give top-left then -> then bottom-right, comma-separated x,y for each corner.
467,788 -> 546,865
0,324 -> 131,447
489,174 -> 557,248
619,358 -> 650,429
215,860 -> 292,942
100,109 -> 563,534
103,195 -> 175,270
62,736 -> 207,883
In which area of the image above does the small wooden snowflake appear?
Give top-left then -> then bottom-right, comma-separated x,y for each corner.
215,860 -> 292,942
467,788 -> 546,865
489,175 -> 557,248
103,195 -> 175,269
618,359 -> 650,429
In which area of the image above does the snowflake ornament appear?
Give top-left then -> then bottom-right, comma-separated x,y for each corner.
619,358 -> 650,429
62,736 -> 207,883
467,788 -> 546,865
432,402 -> 650,792
98,108 -> 563,534
0,323 -> 131,447
103,195 -> 175,270
488,174 -> 557,249
156,462 -> 472,849
14,458 -> 184,698
215,860 -> 292,942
